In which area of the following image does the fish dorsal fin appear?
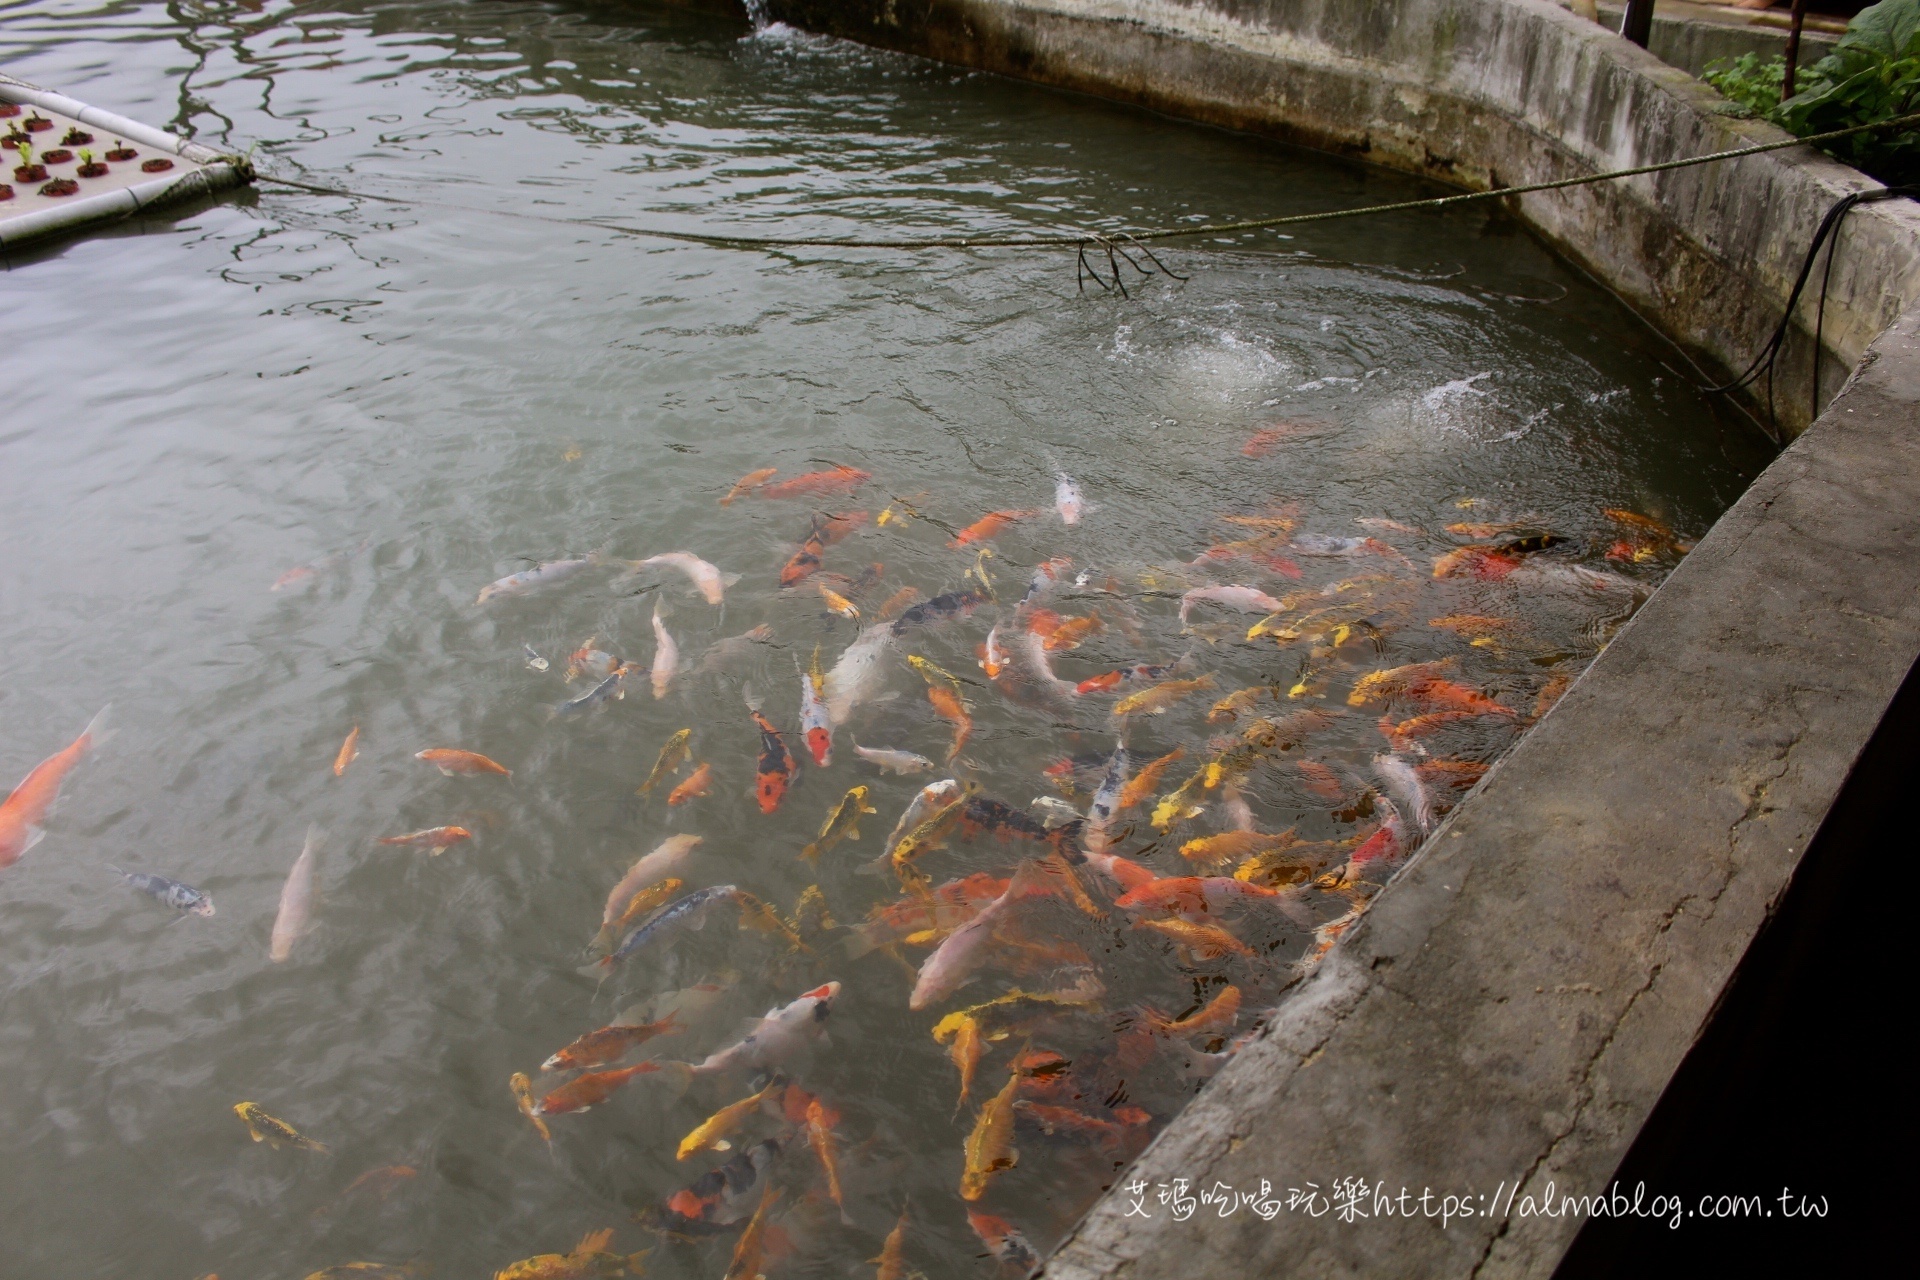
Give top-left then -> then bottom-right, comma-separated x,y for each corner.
574,1227 -> 615,1254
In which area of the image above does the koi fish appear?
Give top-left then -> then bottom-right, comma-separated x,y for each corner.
657,1137 -> 784,1236
721,466 -> 778,505
747,700 -> 797,813
1042,612 -> 1103,651
805,1096 -> 851,1224
541,1012 -> 683,1073
1114,874 -> 1288,916
693,981 -> 840,1076
1055,474 -> 1084,525
1113,747 -> 1182,813
555,665 -> 637,717
967,1210 -> 1039,1271
234,1101 -> 327,1152
792,655 -> 833,769
873,1207 -> 911,1280
1428,613 -> 1520,642
637,729 -> 693,794
1075,662 -> 1174,696
1082,742 -> 1129,855
1208,685 -> 1282,724
933,1011 -> 988,1111
565,638 -> 621,683
1292,534 -> 1400,558
695,623 -> 777,676
1341,801 -> 1406,883
887,785 -> 978,889
270,824 -> 324,962
1132,916 -> 1253,960
1111,674 -> 1217,718
676,1078 -> 785,1160
802,786 -> 878,862
632,551 -> 737,605
779,511 -> 867,588
505,1073 -> 554,1150
960,1067 -> 1021,1200
332,726 -> 360,777
533,1062 -> 665,1116
649,601 -> 677,700
949,509 -> 1036,548
112,867 -> 215,916
1347,660 -> 1460,706
927,685 -> 972,762
890,588 -> 990,637
851,742 -> 933,775
593,885 -> 740,972
495,1229 -> 648,1280
1178,585 -> 1285,625
1146,984 -> 1242,1037
722,1183 -> 781,1280
415,749 -> 511,778
825,622 -> 897,724
877,585 -> 923,620
596,836 -> 702,948
818,581 -> 860,620
377,826 -> 472,852
476,552 -> 606,605
911,861 -> 1065,1010
667,761 -> 713,806
0,706 -> 110,868
1373,753 -> 1435,836
1432,544 -> 1522,580
311,1164 -> 419,1220
756,465 -> 871,500
592,878 -> 685,956
1179,829 -> 1296,868
1241,423 -> 1315,457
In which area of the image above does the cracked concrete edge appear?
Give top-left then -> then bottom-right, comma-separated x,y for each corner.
763,0 -> 1920,436
1034,300 -> 1920,1279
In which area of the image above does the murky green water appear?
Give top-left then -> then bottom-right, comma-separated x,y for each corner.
0,2 -> 1772,1277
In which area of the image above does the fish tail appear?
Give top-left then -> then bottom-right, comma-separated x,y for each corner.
799,842 -> 821,863
79,703 -> 114,752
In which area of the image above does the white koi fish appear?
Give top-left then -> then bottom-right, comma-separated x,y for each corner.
851,742 -> 935,775
270,824 -> 324,962
650,601 -> 678,700
1372,753 -> 1434,836
1055,474 -> 1084,526
1082,741 -> 1129,854
1177,584 -> 1286,625
823,622 -> 895,726
693,982 -> 840,1075
633,551 -> 739,606
475,551 -> 606,605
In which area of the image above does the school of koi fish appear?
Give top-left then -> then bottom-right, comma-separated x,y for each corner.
0,440 -> 1694,1280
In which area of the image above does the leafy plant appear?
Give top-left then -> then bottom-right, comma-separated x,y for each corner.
1705,0 -> 1920,184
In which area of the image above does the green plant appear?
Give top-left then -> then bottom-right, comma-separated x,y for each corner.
1704,0 -> 1920,184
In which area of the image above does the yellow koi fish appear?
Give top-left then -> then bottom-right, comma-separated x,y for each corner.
959,1067 -> 1020,1201
1111,674 -> 1217,718
234,1102 -> 327,1153
802,786 -> 879,862
636,728 -> 692,794
676,1078 -> 784,1160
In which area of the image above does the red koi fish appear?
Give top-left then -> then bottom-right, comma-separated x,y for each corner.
779,511 -> 869,587
949,509 -> 1039,549
533,1061 -> 665,1115
749,704 -> 797,814
1074,663 -> 1174,696
1432,545 -> 1522,580
0,707 -> 110,869
756,466 -> 871,501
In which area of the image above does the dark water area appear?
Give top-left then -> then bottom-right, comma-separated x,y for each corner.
0,2 -> 1774,1276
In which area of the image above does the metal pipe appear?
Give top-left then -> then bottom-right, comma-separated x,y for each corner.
1621,0 -> 1656,48
1783,0 -> 1809,99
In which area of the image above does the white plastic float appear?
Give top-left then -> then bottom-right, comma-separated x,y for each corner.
1,72 -> 252,250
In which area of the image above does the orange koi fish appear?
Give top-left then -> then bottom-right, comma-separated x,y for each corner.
332,726 -> 359,777
949,509 -> 1038,549
960,1067 -> 1021,1201
721,466 -> 778,505
873,1207 -> 911,1280
0,707 -> 110,869
1114,875 -> 1285,915
509,1072 -> 552,1147
414,748 -> 510,778
926,685 -> 972,762
1293,758 -> 1349,801
1145,985 -> 1242,1037
749,704 -> 797,814
877,585 -> 923,621
377,826 -> 472,852
1133,916 -> 1253,959
805,1096 -> 850,1223
722,1183 -> 781,1280
1240,423 -> 1316,457
667,762 -> 713,806
541,1012 -> 683,1073
1432,545 -> 1522,580
532,1062 -> 665,1116
1041,612 -> 1103,652
1403,678 -> 1516,717
1379,710 -> 1485,751
756,465 -> 871,501
1013,1101 -> 1142,1152
967,1210 -> 1039,1271
1347,660 -> 1459,707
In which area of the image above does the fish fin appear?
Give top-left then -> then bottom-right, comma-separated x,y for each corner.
722,572 -> 743,587
576,1228 -> 616,1254
743,685 -> 762,714
655,1060 -> 696,1099
79,703 -> 115,751
577,957 -> 616,979
104,863 -> 125,877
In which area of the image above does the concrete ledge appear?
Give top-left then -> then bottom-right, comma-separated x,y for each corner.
1040,298 -> 1920,1278
765,0 -> 1920,437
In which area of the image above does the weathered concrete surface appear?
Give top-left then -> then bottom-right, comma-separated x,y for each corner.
1588,0 -> 1840,79
1036,302 -> 1920,1278
765,0 -> 1920,436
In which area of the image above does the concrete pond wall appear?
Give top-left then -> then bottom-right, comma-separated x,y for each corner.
690,1 -> 1920,1275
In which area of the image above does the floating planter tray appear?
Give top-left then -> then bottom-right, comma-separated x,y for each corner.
0,73 -> 253,250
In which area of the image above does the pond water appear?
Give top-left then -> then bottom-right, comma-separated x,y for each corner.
0,2 -> 1774,1277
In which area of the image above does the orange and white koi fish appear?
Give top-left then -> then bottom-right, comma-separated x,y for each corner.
721,467 -> 778,505
1042,612 -> 1103,652
0,706 -> 110,868
378,826 -> 472,852
960,1067 -> 1021,1200
667,762 -> 713,806
332,726 -> 360,777
632,552 -> 737,605
794,651 -> 833,768
949,509 -> 1038,549
649,601 -> 678,700
818,581 -> 860,620
415,749 -> 511,777
269,825 -> 325,962
1341,801 -> 1407,883
967,1210 -> 1039,1270
533,1062 -> 666,1116
541,1011 -> 683,1073
565,637 -> 621,683
755,465 -> 871,501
